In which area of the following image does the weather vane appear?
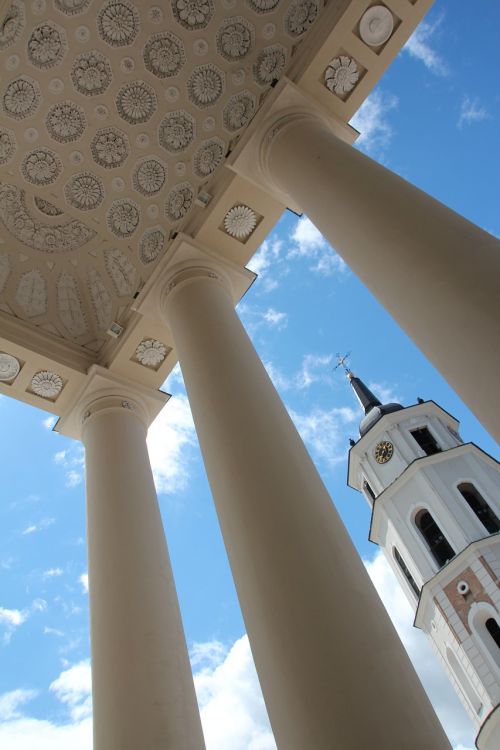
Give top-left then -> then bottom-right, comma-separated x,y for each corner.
334,352 -> 352,376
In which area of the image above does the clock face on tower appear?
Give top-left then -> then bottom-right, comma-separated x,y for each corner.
374,440 -> 394,464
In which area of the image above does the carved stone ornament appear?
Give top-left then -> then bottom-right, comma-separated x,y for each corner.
105,247 -> 137,294
132,158 -> 166,196
31,370 -> 63,399
247,0 -> 279,13
64,172 -> 105,211
135,338 -> 168,368
34,197 -> 63,216
324,55 -> 360,96
54,0 -> 92,14
21,148 -> 62,186
116,81 -> 157,125
16,270 -> 47,317
45,100 -> 86,143
71,50 -> 113,96
106,200 -> 140,238
193,138 -> 225,178
223,91 -> 256,132
0,1 -> 25,50
91,127 -> 130,169
3,76 -> 41,120
359,5 -> 394,47
159,110 -> 196,153
0,127 -> 17,164
97,0 -> 140,48
165,182 -> 194,222
223,204 -> 257,239
27,21 -> 67,70
139,227 -> 165,263
88,269 -> 113,330
253,45 -> 286,86
57,273 -> 87,336
171,0 -> 214,30
0,353 -> 20,382
187,64 -> 225,109
143,31 -> 186,79
216,16 -> 254,62
285,0 -> 321,38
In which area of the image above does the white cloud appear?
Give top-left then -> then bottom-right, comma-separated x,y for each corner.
295,353 -> 333,389
246,237 -> 282,292
289,217 -> 345,275
79,573 -> 89,594
50,661 -> 92,722
368,381 -> 402,405
350,90 -> 399,154
0,607 -> 28,644
0,690 -> 37,721
42,416 -> 57,430
42,568 -> 63,580
53,447 -> 85,489
403,18 -> 447,75
458,96 -> 488,128
262,308 -> 287,329
289,404 -> 357,467
262,361 -> 291,393
21,518 -> 55,535
147,394 -> 197,495
65,471 -> 82,488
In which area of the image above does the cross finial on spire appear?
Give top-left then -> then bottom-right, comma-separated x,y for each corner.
334,352 -> 352,378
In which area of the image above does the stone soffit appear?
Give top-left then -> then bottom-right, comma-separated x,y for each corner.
0,0 -> 434,417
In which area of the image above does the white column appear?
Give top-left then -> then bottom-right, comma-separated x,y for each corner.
161,264 -> 451,750
81,394 -> 205,750
260,112 -> 500,441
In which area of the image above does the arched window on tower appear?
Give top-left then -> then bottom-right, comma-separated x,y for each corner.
415,509 -> 455,568
458,483 -> 500,534
485,618 -> 500,649
393,547 -> 420,598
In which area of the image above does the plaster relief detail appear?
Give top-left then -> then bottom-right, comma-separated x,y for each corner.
71,50 -> 112,96
223,91 -> 256,132
285,0 -> 321,38
105,246 -> 136,294
359,5 -> 394,47
106,199 -> 140,238
31,370 -> 63,398
91,127 -> 130,169
223,204 -> 257,239
135,338 -> 168,368
171,0 -> 214,31
216,16 -> 254,62
88,269 -> 112,329
3,76 -> 41,120
97,0 -> 140,48
159,110 -> 196,153
45,100 -> 87,143
325,55 -> 359,96
21,147 -> 62,186
57,272 -> 87,336
253,44 -> 286,86
143,31 -> 186,79
27,21 -> 67,70
193,137 -> 225,177
139,226 -> 165,263
34,197 -> 63,216
16,269 -> 47,317
64,171 -> 105,211
116,80 -> 157,125
132,158 -> 166,196
0,127 -> 17,164
0,2 -> 25,50
0,253 -> 10,292
187,63 -> 225,108
165,182 -> 193,221
54,0 -> 92,14
0,352 -> 20,381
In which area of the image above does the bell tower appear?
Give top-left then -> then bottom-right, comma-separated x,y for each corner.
345,366 -> 500,750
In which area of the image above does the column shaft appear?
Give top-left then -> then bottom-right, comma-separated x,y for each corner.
163,271 -> 451,750
83,399 -> 205,750
264,114 -> 500,440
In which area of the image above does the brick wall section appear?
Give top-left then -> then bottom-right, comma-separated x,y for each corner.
443,567 -> 495,634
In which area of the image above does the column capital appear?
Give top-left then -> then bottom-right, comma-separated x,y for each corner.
56,365 -> 170,441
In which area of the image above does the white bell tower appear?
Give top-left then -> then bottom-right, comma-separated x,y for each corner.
345,369 -> 500,750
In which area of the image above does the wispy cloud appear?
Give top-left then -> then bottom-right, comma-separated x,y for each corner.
368,381 -> 402,405
21,517 -> 55,536
238,303 -> 288,334
403,17 -> 447,75
0,607 -> 28,644
262,308 -> 288,329
350,90 -> 398,155
289,217 -> 345,275
42,568 -> 63,580
458,96 -> 488,128
147,393 -> 197,495
289,404 -> 358,467
42,416 -> 57,430
0,689 -> 37,721
50,661 -> 92,722
246,237 -> 283,292
295,353 -> 333,389
79,573 -> 88,594
54,447 -> 84,489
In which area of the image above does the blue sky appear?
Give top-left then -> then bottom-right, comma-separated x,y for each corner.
0,2 -> 499,748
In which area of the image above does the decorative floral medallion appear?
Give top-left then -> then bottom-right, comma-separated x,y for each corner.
107,200 -> 140,238
31,370 -> 63,399
148,6 -> 163,23
216,16 -> 254,61
0,1 -> 25,50
65,171 -> 105,211
97,0 -> 140,47
223,204 -> 257,239
16,269 -> 47,316
143,31 -> 186,78
91,127 -> 129,169
88,269 -> 112,330
165,182 -> 193,222
46,100 -> 86,143
135,338 -> 168,368
359,5 -> 394,47
223,91 -> 256,132
139,227 -> 165,263
22,148 -> 62,186
27,21 -> 67,70
247,0 -> 279,13
0,353 -> 20,381
71,50 -> 112,96
3,76 -> 41,120
187,63 -> 224,108
325,55 -> 359,96
193,138 -> 225,178
0,127 -> 16,164
105,247 -> 136,294
132,158 -> 166,196
159,110 -> 195,153
34,197 -> 63,216
116,81 -> 156,125
54,0 -> 92,14
57,272 -> 87,337
171,0 -> 214,31
285,0 -> 321,37
0,183 -> 95,252
253,45 -> 286,86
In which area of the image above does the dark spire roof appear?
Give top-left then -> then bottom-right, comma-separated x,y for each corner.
346,369 -> 403,437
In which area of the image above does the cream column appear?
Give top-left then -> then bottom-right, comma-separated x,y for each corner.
81,394 -> 205,750
161,264 -> 451,750
260,112 -> 500,441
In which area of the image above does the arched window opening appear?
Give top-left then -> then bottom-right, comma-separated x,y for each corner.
415,509 -> 455,568
363,479 -> 376,502
485,618 -> 500,649
410,427 -> 441,455
393,547 -> 420,598
458,483 -> 500,534
446,647 -> 482,715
